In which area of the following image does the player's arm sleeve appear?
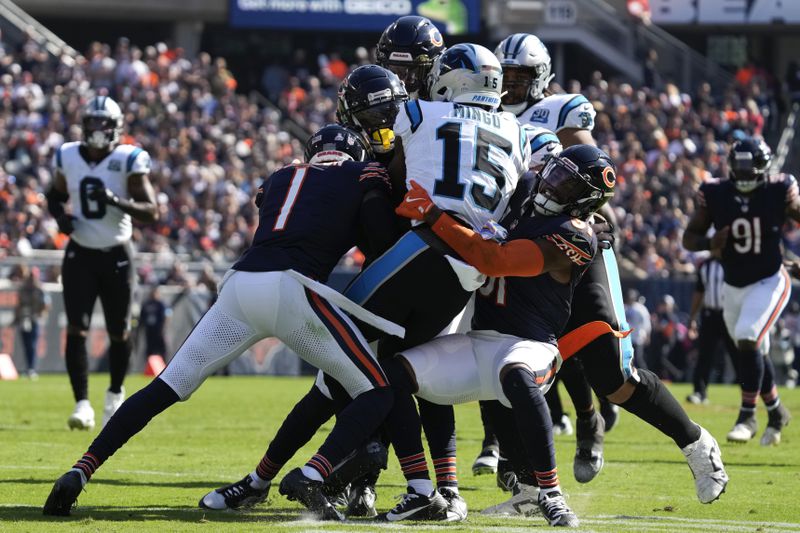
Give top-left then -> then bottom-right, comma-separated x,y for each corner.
125,148 -> 151,177
695,264 -> 705,292
359,163 -> 400,257
782,174 -> 800,222
555,95 -> 595,133
682,184 -> 713,251
46,159 -> 69,218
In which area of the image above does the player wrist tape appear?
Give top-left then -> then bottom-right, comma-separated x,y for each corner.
423,205 -> 443,226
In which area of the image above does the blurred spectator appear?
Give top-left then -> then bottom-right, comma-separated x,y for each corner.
649,294 -> 687,381
624,288 -> 651,369
14,264 -> 50,379
785,60 -> 800,105
138,285 -> 171,358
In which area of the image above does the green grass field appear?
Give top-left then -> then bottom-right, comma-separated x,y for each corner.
2,375 -> 800,532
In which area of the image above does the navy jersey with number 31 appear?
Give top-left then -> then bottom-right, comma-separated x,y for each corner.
699,174 -> 798,287
233,161 -> 394,281
473,215 -> 597,344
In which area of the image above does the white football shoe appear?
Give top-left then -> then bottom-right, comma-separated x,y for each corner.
68,400 -> 95,430
481,482 -> 540,517
682,426 -> 728,503
102,387 -> 125,427
761,404 -> 791,446
552,415 -> 573,436
727,414 -> 757,443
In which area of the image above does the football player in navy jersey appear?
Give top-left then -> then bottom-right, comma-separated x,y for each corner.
43,125 -> 401,521
684,137 -> 797,446
380,145 -> 618,526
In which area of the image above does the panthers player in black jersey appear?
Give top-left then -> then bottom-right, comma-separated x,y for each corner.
47,95 -> 158,430
381,145 -> 621,526
684,137 -> 797,446
376,15 -> 445,100
43,125 -> 400,521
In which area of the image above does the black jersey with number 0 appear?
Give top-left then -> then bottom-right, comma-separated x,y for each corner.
472,215 -> 597,344
699,174 -> 798,287
233,161 -> 394,281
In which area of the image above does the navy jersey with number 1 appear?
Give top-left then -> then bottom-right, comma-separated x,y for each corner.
233,161 -> 396,281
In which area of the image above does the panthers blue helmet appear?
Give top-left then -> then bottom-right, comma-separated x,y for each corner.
304,124 -> 372,164
376,16 -> 445,97
533,144 -> 616,219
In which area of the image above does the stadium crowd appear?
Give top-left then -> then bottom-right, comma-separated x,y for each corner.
0,34 -> 781,282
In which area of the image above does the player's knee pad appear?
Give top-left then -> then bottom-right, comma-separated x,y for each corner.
624,368 -> 661,403
500,366 -> 544,410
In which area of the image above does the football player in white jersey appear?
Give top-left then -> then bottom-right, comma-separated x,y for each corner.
46,95 -> 158,430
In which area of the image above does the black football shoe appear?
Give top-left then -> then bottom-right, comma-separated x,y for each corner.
346,482 -> 377,517
43,470 -> 83,516
377,487 -> 447,522
323,439 -> 388,497
199,474 -> 270,510
279,468 -> 344,521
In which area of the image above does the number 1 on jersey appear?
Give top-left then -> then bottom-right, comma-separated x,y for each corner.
273,168 -> 307,231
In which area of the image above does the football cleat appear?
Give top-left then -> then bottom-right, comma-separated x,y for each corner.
496,456 -> 517,492
377,487 -> 447,522
552,414 -> 573,436
481,482 -> 540,517
599,398 -> 620,432
574,412 -> 605,483
102,387 -> 125,428
682,426 -> 728,503
68,400 -> 95,431
472,446 -> 500,475
686,392 -> 709,405
538,490 -> 580,527
199,474 -> 270,510
438,487 -> 467,522
279,468 -> 343,521
346,483 -> 377,517
727,412 -> 758,443
323,439 -> 388,497
761,404 -> 791,446
43,470 -> 84,516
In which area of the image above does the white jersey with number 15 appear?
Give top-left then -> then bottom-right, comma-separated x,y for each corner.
394,99 -> 531,232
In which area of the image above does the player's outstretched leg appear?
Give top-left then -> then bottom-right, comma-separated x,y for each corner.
65,331 -> 94,430
200,382 -> 338,510
610,369 -> 728,503
44,378 -> 181,515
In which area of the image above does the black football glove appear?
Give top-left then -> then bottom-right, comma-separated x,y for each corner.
56,214 -> 76,235
591,214 -> 615,250
88,186 -> 121,207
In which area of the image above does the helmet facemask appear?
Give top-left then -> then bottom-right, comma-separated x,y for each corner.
500,64 -> 553,115
82,115 -> 121,150
729,151 -> 767,193
533,156 -> 604,218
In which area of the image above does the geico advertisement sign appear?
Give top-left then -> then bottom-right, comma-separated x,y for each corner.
236,0 -> 412,14
651,0 -> 800,24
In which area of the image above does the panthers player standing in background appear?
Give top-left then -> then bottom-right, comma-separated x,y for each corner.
46,95 -> 158,430
376,15 -> 445,100
684,138 -> 795,445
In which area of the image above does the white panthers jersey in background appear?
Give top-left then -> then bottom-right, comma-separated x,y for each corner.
394,99 -> 531,232
53,142 -> 151,249
518,93 -> 596,135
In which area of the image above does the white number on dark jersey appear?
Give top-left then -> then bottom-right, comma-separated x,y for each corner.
731,217 -> 762,254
